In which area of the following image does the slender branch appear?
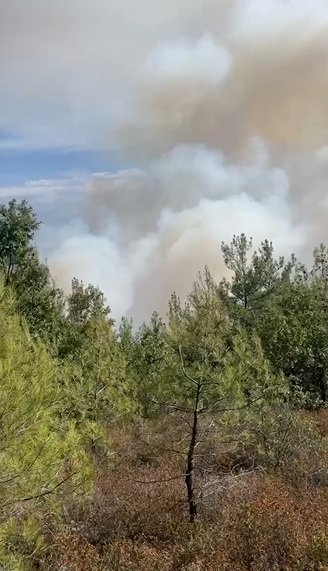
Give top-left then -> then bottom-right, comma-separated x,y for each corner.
146,396 -> 192,414
199,395 -> 227,414
180,415 -> 193,430
210,395 -> 265,414
6,471 -> 78,505
179,346 -> 200,387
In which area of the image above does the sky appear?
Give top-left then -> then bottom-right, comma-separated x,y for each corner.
1,0 -> 328,321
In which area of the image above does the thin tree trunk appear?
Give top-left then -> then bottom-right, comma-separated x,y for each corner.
185,383 -> 200,523
319,369 -> 327,403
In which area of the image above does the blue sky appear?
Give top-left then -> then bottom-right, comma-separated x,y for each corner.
0,146 -> 121,187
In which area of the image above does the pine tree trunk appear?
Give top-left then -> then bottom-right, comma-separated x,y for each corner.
185,384 -> 200,523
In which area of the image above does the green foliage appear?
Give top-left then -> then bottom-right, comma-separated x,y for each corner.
221,233 -> 291,313
0,199 -> 40,285
165,268 -> 232,409
312,242 -> 328,285
58,281 -> 137,437
223,328 -> 288,406
169,267 -> 230,366
129,268 -> 286,420
0,199 -> 64,347
219,236 -> 328,402
257,277 -> 328,401
0,280 -> 93,569
118,317 -> 135,369
229,377 -> 322,472
61,317 -> 136,426
119,269 -> 235,418
133,312 -> 175,413
13,251 -> 65,347
67,277 -> 111,326
59,278 -> 113,359
2,197 -> 328,565
212,330 -> 291,470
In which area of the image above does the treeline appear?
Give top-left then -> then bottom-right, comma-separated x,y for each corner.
1,199 -> 328,569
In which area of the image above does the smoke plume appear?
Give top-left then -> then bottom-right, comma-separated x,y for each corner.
2,0 -> 328,320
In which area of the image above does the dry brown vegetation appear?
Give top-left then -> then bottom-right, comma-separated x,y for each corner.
37,411 -> 328,571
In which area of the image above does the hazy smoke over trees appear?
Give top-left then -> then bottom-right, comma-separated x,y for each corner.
1,0 -> 328,320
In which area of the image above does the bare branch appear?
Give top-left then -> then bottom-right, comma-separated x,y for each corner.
210,395 -> 265,414
179,415 -> 193,430
199,395 -> 227,414
146,396 -> 192,414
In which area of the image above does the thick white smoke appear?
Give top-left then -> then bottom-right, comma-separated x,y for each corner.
1,0 -> 328,320
49,140 -> 305,321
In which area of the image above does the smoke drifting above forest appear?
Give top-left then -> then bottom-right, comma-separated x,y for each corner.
2,0 -> 328,320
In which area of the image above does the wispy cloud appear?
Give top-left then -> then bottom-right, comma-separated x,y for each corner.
0,177 -> 85,200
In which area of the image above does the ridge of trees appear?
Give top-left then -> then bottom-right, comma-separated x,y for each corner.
1,200 -> 328,568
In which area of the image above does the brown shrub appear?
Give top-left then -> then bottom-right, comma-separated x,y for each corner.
43,529 -> 105,571
40,416 -> 328,571
312,408 -> 328,437
216,478 -> 328,570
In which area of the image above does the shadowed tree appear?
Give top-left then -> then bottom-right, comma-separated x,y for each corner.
0,199 -> 40,285
0,199 -> 64,347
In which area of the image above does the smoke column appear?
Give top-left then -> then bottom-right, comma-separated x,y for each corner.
2,0 -> 328,321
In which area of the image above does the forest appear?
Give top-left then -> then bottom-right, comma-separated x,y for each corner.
1,198 -> 328,570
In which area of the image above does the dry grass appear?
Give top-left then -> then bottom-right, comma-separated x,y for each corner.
36,415 -> 328,570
